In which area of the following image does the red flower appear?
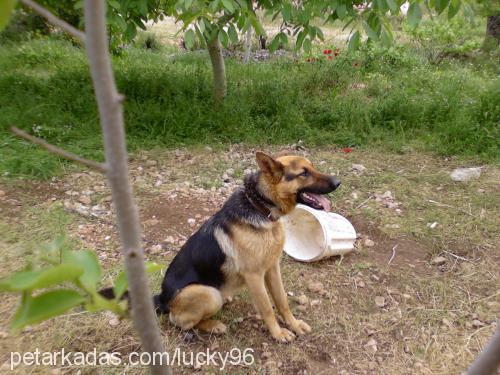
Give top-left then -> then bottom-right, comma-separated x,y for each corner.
323,49 -> 328,55
342,147 -> 353,153
334,52 -> 339,56
328,55 -> 333,60
328,49 -> 332,54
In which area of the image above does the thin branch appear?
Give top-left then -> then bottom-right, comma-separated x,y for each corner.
20,0 -> 86,44
355,195 -> 372,210
442,250 -> 475,264
10,126 -> 106,173
388,244 -> 398,264
83,2 -> 169,374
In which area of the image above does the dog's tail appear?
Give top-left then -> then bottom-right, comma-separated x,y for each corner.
98,287 -> 169,315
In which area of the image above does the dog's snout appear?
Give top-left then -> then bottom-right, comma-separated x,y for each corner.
329,176 -> 341,190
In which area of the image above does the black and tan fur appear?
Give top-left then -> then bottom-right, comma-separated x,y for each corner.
151,152 -> 340,342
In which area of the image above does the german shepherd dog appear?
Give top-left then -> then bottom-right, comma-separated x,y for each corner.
153,152 -> 340,342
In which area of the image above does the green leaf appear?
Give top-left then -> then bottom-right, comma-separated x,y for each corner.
447,0 -> 461,19
303,38 -> 312,53
218,29 -> 229,48
295,30 -> 306,50
184,0 -> 193,9
108,0 -> 120,10
268,34 -> 281,53
210,0 -> 220,12
407,2 -> 422,29
249,14 -> 265,36
11,290 -> 84,330
0,264 -> 83,292
113,262 -> 164,300
0,0 -> 17,32
380,26 -> 393,47
363,21 -> 379,41
282,3 -> 292,22
228,24 -> 238,43
62,250 -> 101,292
386,0 -> 399,13
337,4 -> 347,19
113,271 -> 127,300
221,0 -> 235,13
348,30 -> 360,51
315,26 -> 324,41
124,22 -> 137,41
433,0 -> 449,14
184,28 -> 196,49
138,1 -> 148,16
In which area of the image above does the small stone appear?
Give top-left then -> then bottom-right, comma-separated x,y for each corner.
364,338 -> 378,353
261,351 -> 272,359
145,160 -> 157,167
151,244 -> 163,254
351,164 -> 366,172
187,218 -> 196,227
431,256 -> 447,266
307,281 -> 325,293
296,294 -> 309,305
450,167 -> 481,182
364,239 -> 375,247
381,191 -> 393,199
442,318 -> 453,328
78,195 -> 91,205
297,305 -> 307,312
477,188 -> 485,193
375,296 -> 386,308
108,317 -> 120,326
427,222 -> 438,229
204,146 -> 213,152
164,236 -> 175,244
472,319 -> 485,328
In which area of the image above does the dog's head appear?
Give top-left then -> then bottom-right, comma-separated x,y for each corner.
255,151 -> 340,214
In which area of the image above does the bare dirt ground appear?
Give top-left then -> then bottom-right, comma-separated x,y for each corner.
0,145 -> 498,374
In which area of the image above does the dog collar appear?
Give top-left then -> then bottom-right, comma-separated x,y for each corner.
245,191 -> 279,221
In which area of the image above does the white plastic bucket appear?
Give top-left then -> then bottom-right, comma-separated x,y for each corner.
282,204 -> 357,262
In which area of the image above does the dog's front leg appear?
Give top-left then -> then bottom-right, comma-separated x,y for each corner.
242,272 -> 295,343
265,262 -> 311,336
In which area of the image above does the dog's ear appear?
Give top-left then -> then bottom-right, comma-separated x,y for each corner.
256,151 -> 283,183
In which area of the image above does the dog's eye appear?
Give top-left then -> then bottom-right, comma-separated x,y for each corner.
299,170 -> 309,177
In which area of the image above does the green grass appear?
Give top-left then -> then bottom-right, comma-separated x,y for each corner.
0,16 -> 498,178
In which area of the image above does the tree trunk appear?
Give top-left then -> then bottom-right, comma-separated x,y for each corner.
483,15 -> 500,50
207,37 -> 227,107
83,2 -> 170,374
243,26 -> 253,64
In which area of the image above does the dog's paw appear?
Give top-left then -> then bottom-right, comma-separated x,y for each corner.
289,319 -> 311,335
210,321 -> 227,335
271,327 -> 295,343
195,319 -> 227,335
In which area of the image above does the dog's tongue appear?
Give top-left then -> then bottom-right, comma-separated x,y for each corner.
311,193 -> 332,212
